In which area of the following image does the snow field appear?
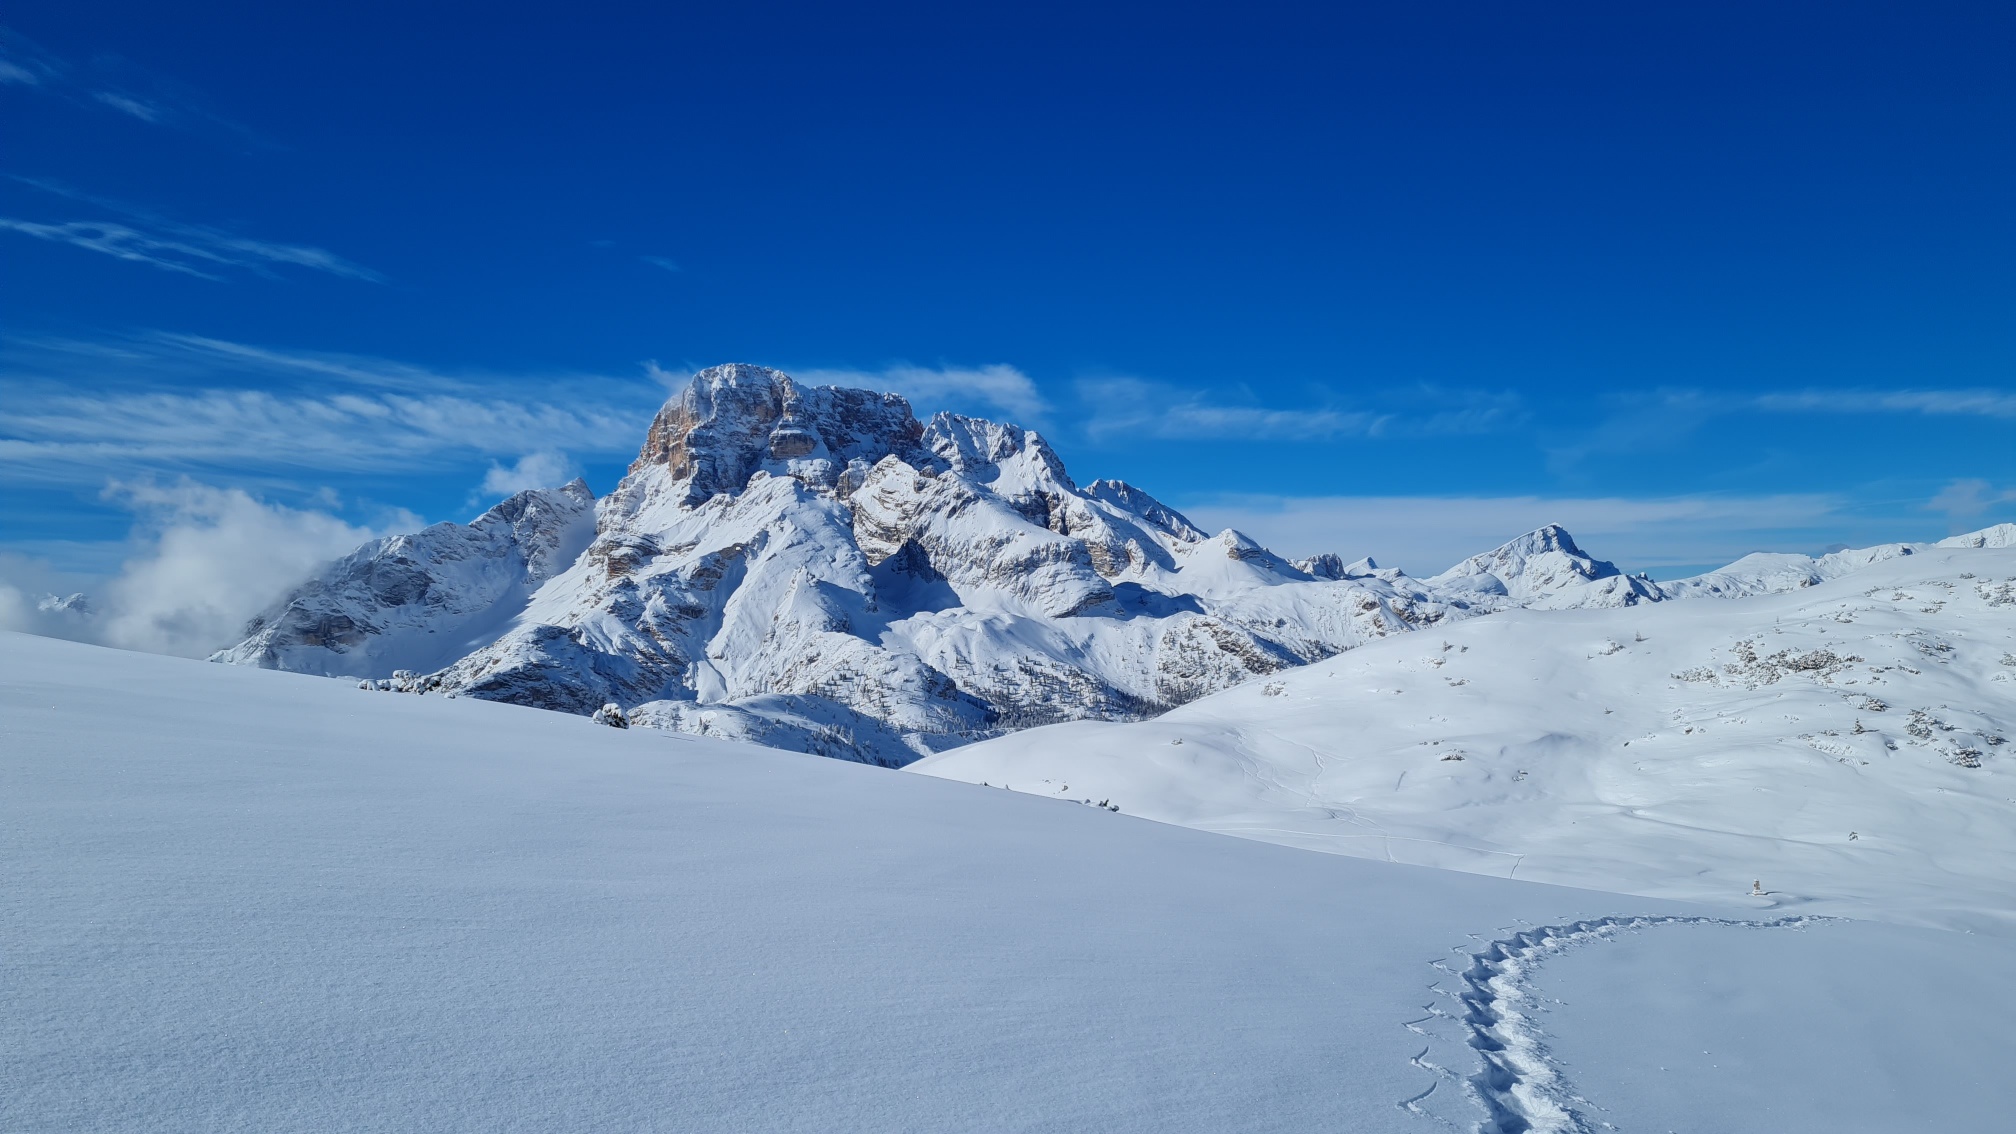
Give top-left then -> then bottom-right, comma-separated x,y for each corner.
8,631 -> 2012,1132
916,546 -> 2016,932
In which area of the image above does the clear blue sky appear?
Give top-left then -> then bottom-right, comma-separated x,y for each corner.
4,1 -> 2013,578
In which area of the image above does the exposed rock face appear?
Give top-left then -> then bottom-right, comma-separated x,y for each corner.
218,364 -> 1694,765
633,363 -> 924,503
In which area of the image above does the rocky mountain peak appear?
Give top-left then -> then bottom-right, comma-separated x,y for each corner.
1292,553 -> 1350,580
1083,480 -> 1207,543
631,364 -> 924,502
924,413 -> 1074,493
1428,523 -> 1667,608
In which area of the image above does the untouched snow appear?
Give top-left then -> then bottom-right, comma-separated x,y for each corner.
9,631 -> 2014,1131
916,544 -> 2016,933
1529,917 -> 2015,1131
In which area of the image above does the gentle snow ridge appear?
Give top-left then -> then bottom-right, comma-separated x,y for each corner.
916,543 -> 2016,932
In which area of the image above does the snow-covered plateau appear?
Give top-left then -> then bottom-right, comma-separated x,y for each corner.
7,630 -> 2012,1132
917,543 -> 2016,933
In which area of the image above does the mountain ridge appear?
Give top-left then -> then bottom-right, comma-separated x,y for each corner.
210,363 -> 2008,764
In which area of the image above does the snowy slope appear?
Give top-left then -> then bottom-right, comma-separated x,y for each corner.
217,365 -> 1666,764
916,544 -> 2016,933
1657,522 -> 2016,599
7,630 -> 2014,1133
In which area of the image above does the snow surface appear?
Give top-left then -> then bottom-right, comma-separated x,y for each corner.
1530,917 -> 2015,1131
916,544 -> 2016,933
10,630 -> 2013,1131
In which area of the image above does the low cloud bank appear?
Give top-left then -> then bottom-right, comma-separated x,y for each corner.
0,479 -> 414,659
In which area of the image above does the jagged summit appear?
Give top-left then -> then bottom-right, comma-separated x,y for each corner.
633,364 -> 925,502
1428,523 -> 1663,608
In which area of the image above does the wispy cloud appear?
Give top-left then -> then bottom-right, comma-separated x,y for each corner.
641,255 -> 681,273
0,332 -> 660,485
1079,377 -> 1523,443
0,27 -> 58,87
1,180 -> 379,281
1080,377 -> 1382,441
1754,389 -> 2016,420
480,451 -> 577,498
91,90 -> 159,121
1181,491 -> 1857,575
1927,478 -> 2016,530
795,363 -> 1051,425
2,25 -> 262,141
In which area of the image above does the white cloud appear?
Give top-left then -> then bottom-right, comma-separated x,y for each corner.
0,30 -> 56,87
643,360 -> 685,390
0,332 -> 656,483
1078,377 -> 1523,443
795,363 -> 1051,424
1180,492 -> 1856,576
1080,377 -> 1382,441
1754,389 -> 2016,420
0,31 -> 262,140
481,451 -> 575,497
640,255 -> 681,273
91,90 -> 160,121
0,215 -> 381,281
0,479 -> 414,659
1926,478 -> 2016,527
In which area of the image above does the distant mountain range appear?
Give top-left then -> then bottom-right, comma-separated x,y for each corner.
209,363 -> 2016,765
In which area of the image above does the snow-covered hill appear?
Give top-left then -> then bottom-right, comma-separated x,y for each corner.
215,365 -> 1669,764
8,630 -> 2013,1133
916,543 -> 2016,933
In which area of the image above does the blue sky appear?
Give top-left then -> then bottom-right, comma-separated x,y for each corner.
3,1 -> 2014,586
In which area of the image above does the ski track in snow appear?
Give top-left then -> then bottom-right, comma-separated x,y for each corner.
1402,915 -> 1823,1133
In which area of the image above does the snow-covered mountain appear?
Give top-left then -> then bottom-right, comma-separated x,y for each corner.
1426,523 -> 1665,609
916,542 -> 2016,932
213,480 -> 596,677
211,363 -> 2015,768
215,364 -> 1667,764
